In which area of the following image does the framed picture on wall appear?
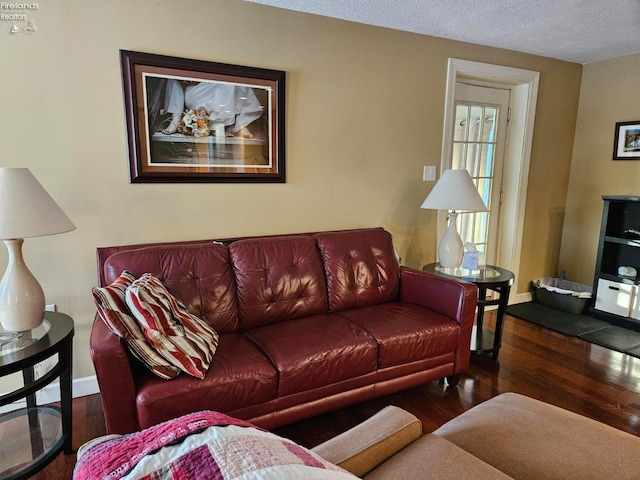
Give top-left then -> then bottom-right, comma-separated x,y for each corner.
120,50 -> 286,182
613,121 -> 640,160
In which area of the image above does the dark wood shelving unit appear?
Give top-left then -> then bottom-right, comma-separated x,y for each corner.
590,196 -> 640,330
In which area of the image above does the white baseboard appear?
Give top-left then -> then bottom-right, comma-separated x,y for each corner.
39,374 -> 100,403
512,291 -> 533,305
483,291 -> 532,311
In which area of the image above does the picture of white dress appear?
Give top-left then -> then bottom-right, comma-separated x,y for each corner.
144,75 -> 271,167
161,79 -> 265,139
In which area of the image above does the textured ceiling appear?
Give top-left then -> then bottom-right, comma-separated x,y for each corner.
245,0 -> 640,64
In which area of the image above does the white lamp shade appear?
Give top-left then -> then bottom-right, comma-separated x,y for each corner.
0,168 -> 75,239
420,169 -> 488,212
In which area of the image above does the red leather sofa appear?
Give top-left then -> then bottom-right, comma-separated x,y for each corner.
90,228 -> 478,434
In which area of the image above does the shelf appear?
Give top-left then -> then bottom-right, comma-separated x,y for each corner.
604,236 -> 640,247
470,326 -> 496,355
603,195 -> 640,202
0,406 -> 64,480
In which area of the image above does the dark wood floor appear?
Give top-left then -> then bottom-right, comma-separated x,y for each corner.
33,311 -> 640,479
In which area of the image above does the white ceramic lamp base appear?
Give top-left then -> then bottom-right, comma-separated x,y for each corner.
438,212 -> 464,268
0,239 -> 45,332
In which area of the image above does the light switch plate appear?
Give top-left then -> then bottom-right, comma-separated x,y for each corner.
423,166 -> 436,181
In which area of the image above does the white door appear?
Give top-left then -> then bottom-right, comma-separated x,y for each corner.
451,82 -> 510,266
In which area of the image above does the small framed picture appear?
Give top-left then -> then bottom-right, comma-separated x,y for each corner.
613,121 -> 640,160
120,50 -> 286,182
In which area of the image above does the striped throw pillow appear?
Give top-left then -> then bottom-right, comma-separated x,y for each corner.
126,273 -> 219,379
92,271 -> 180,380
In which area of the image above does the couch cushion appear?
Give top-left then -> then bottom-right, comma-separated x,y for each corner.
435,392 -> 640,480
336,303 -> 461,368
103,243 -> 239,333
229,235 -> 329,330
126,273 -> 219,379
364,434 -> 513,480
246,314 -> 378,397
91,271 -> 180,380
135,333 -> 278,430
315,228 -> 400,312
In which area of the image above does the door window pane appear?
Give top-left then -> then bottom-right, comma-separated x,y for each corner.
482,108 -> 497,142
453,102 -> 501,254
469,106 -> 484,142
452,143 -> 465,170
454,105 -> 469,142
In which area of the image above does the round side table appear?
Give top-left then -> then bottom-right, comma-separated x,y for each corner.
0,311 -> 74,480
423,263 -> 514,360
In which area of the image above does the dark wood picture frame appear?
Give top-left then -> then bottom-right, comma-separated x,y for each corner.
120,50 -> 286,182
613,121 -> 640,160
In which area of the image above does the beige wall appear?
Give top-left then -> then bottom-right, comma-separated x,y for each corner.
560,54 -> 640,286
0,0 -> 582,382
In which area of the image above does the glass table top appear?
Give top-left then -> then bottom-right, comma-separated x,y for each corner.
0,320 -> 51,358
435,265 -> 502,279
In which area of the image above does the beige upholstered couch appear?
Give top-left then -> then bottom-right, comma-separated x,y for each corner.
77,393 -> 640,479
312,392 -> 640,479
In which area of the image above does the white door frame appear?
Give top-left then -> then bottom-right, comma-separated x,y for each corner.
440,59 -> 540,302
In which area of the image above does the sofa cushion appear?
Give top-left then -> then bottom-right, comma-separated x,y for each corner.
336,303 -> 461,368
91,271 -> 180,380
246,314 -> 378,397
435,392 -> 640,480
364,434 -> 513,480
134,333 -> 278,430
126,273 -> 219,379
229,235 -> 329,330
315,228 -> 400,312
103,243 -> 239,333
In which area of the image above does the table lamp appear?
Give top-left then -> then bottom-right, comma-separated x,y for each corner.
420,169 -> 487,268
0,168 -> 75,332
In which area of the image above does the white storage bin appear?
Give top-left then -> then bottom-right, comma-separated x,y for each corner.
631,285 -> 640,321
595,279 -> 634,317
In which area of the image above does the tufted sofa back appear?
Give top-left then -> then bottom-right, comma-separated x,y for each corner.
229,235 -> 329,330
99,228 -> 401,333
102,243 -> 240,333
315,228 -> 400,312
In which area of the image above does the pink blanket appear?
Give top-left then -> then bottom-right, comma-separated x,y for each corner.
73,411 -> 257,480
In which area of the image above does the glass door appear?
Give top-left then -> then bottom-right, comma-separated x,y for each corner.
452,83 -> 510,266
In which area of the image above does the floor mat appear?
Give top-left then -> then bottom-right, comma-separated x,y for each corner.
506,302 -> 640,359
506,302 -> 610,336
580,326 -> 640,352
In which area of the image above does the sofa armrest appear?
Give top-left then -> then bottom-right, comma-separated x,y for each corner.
90,316 -> 140,434
399,267 -> 477,324
399,267 -> 477,373
311,405 -> 422,477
